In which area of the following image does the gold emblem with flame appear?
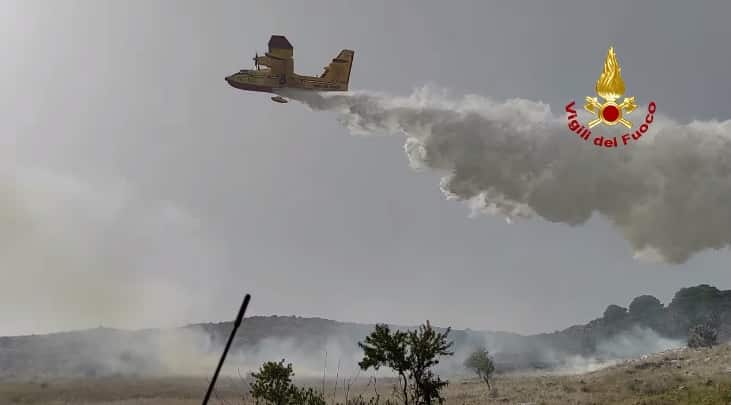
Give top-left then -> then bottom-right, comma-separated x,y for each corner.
584,47 -> 637,128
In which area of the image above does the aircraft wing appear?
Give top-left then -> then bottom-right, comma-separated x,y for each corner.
255,35 -> 294,77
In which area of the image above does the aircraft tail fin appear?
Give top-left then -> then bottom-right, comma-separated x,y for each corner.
320,49 -> 354,90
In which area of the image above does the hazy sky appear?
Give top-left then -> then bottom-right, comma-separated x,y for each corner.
3,0 -> 731,336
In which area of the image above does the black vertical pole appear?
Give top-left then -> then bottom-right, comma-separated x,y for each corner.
202,294 -> 251,405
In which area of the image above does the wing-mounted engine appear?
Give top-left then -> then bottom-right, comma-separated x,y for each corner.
263,35 -> 295,76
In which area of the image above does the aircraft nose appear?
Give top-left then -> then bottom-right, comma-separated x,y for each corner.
225,75 -> 237,87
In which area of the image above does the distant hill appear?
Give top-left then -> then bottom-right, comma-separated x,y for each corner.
1,284 -> 729,378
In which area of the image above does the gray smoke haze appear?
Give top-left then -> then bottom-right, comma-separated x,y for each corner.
3,323 -> 682,379
1,325 -> 391,379
542,327 -> 683,375
280,87 -> 731,264
1,163 -> 228,335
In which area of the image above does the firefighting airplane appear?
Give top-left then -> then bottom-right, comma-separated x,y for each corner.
225,35 -> 354,103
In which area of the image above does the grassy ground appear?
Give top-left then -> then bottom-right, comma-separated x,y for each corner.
2,344 -> 731,404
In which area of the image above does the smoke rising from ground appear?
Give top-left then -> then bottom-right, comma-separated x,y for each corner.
0,322 -> 683,379
0,325 -> 377,379
543,327 -> 683,375
280,87 -> 731,264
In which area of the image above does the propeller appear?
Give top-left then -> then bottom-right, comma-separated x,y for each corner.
253,52 -> 259,70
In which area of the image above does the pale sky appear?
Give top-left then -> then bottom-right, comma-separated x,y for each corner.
2,0 -> 731,336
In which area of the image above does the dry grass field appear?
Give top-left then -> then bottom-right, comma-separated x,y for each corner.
2,344 -> 731,405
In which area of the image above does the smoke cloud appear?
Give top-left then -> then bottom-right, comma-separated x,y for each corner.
280,87 -> 731,264
0,164 -> 227,336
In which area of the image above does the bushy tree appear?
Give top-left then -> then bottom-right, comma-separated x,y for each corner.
358,325 -> 410,403
249,359 -> 325,405
358,321 -> 453,405
602,305 -> 628,322
250,360 -> 294,405
629,295 -> 663,318
463,348 -> 495,389
687,314 -> 720,349
688,323 -> 718,348
669,285 -> 723,325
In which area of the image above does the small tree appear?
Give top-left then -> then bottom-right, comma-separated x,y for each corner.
249,359 -> 325,405
250,360 -> 295,405
602,304 -> 628,322
463,348 -> 495,389
688,323 -> 718,348
407,323 -> 453,404
628,295 -> 663,318
687,313 -> 720,349
358,324 -> 411,404
358,321 -> 453,405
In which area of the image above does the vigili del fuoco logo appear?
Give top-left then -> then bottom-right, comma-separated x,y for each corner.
565,46 -> 656,148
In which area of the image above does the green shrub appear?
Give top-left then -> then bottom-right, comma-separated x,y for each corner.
463,347 -> 495,389
250,359 -> 326,405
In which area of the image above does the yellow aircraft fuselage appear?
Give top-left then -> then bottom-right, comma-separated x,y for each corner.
226,35 -> 353,102
225,69 -> 348,92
